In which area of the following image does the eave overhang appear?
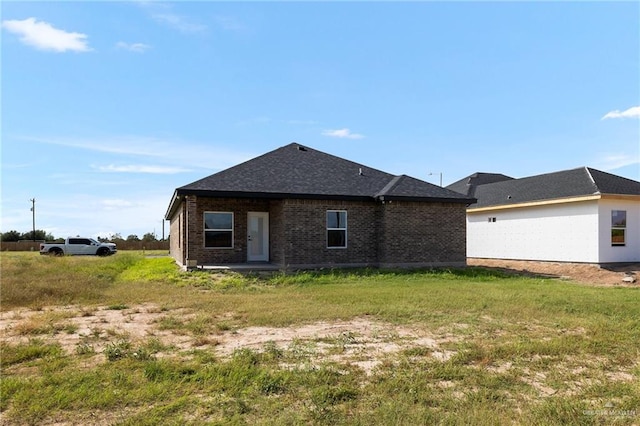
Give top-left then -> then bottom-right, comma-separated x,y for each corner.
467,194 -> 602,213
164,190 -> 181,220
165,189 -> 476,219
376,195 -> 476,204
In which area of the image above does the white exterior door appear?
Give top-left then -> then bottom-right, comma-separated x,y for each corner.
247,212 -> 269,262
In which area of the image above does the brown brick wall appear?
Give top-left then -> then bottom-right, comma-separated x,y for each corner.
377,201 -> 467,266
175,196 -> 467,268
280,199 -> 378,267
269,200 -> 286,265
168,205 -> 184,263
184,197 -> 272,265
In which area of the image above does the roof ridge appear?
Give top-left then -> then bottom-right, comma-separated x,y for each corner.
375,174 -> 404,198
583,167 -> 600,194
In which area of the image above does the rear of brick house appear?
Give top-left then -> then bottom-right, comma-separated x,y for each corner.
165,143 -> 475,269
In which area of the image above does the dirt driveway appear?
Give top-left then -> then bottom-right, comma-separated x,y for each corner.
468,258 -> 639,287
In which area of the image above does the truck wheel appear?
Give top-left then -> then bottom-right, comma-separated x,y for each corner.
49,248 -> 63,256
97,247 -> 110,256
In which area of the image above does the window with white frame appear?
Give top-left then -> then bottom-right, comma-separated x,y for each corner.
204,212 -> 233,248
327,210 -> 347,248
611,210 -> 626,246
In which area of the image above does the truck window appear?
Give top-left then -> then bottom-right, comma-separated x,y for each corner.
69,239 -> 91,245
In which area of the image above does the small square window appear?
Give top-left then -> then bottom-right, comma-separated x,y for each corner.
612,210 -> 626,228
611,229 -> 625,246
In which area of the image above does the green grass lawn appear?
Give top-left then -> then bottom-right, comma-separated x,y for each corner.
1,252 -> 639,425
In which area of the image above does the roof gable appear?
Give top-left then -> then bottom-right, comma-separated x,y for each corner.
168,143 -> 474,217
376,175 -> 471,201
179,143 -> 393,198
446,172 -> 514,197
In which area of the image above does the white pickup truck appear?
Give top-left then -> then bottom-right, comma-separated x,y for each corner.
40,237 -> 117,256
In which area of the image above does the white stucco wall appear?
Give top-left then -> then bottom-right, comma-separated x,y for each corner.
598,199 -> 640,263
467,201 -> 601,262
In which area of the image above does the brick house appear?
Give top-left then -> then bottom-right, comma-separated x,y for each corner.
165,143 -> 475,269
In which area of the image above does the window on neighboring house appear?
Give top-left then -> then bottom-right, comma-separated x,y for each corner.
204,212 -> 233,248
611,210 -> 626,246
488,217 -> 497,223
327,210 -> 347,248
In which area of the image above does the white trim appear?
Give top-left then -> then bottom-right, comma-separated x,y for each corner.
467,195 -> 601,213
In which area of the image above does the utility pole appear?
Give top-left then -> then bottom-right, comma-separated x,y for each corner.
29,198 -> 36,241
429,172 -> 443,187
161,219 -> 165,240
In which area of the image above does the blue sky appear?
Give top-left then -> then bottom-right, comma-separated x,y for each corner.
2,1 -> 639,239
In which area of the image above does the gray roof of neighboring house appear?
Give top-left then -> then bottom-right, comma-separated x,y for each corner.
446,172 -> 514,198
166,143 -> 475,218
447,167 -> 640,209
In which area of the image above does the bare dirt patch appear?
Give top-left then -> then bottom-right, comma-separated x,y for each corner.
0,304 -> 453,374
468,258 -> 640,287
213,318 -> 457,373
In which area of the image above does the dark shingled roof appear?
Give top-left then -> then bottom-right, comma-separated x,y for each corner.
447,167 -> 640,209
166,143 -> 475,218
446,172 -> 514,198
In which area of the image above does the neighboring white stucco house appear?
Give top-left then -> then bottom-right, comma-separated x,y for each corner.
447,167 -> 640,264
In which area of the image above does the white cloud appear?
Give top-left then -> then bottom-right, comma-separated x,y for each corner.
115,41 -> 151,53
2,17 -> 91,52
593,154 -> 640,171
322,128 -> 365,139
100,199 -> 135,209
235,116 -> 272,126
213,15 -> 246,32
151,13 -> 206,33
287,119 -> 319,125
28,193 -> 171,238
601,106 -> 640,120
20,134 -> 251,171
94,164 -> 190,174
22,135 -> 170,157
136,1 -> 206,34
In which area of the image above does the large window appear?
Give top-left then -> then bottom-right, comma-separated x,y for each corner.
611,210 -> 626,246
327,210 -> 347,248
204,212 -> 233,248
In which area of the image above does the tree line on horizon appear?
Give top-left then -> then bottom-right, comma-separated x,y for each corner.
0,230 -> 166,243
